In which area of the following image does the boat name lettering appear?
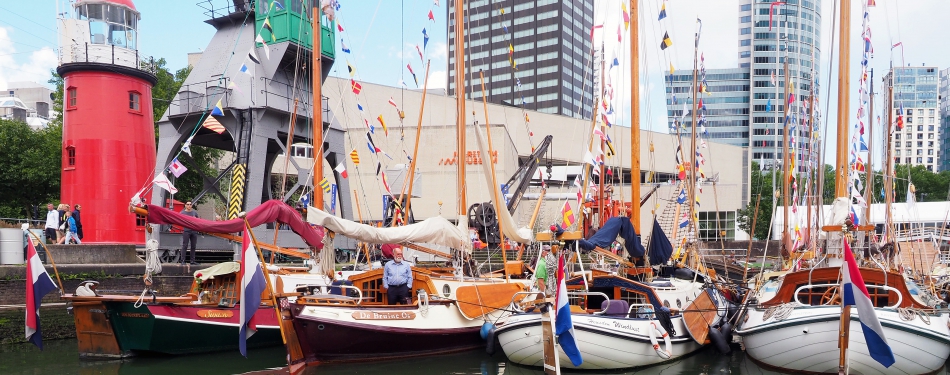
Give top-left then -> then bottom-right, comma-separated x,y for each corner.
119,312 -> 150,319
89,309 -> 106,314
351,311 -> 416,320
584,318 -> 640,332
197,310 -> 234,319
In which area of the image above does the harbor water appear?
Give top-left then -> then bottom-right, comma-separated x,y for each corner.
3,340 -> 949,375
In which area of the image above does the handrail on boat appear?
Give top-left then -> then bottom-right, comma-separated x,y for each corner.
792,283 -> 902,308
625,303 -> 656,318
297,284 -> 364,305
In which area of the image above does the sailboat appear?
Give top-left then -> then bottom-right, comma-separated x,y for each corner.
734,1 -> 950,374
494,2 -> 730,370
284,0 -> 537,365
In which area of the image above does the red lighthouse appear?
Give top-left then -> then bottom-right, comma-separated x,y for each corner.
57,0 -> 157,244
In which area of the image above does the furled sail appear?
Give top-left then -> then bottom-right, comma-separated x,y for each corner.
471,122 -> 533,244
307,207 -> 467,249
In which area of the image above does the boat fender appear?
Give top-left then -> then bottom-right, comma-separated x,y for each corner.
480,322 -> 495,340
485,326 -> 498,355
648,321 -> 673,359
708,324 -> 731,354
720,321 -> 733,343
727,302 -> 739,320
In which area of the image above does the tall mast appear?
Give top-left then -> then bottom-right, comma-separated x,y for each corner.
687,20 -> 700,240
863,69 -> 874,225
781,56 -> 790,252
455,0 -> 467,220
312,3 -> 324,210
629,0 -> 641,232
885,84 -> 894,245
834,0 -> 852,198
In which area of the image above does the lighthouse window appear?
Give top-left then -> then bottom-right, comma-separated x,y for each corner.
129,92 -> 141,111
67,147 -> 76,167
67,88 -> 77,109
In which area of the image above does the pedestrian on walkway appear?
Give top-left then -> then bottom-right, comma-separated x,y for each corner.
72,204 -> 84,240
44,204 -> 58,244
64,211 -> 81,244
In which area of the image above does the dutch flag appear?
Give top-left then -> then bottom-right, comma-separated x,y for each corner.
841,238 -> 895,368
25,236 -> 57,349
555,254 -> 583,366
239,227 -> 267,357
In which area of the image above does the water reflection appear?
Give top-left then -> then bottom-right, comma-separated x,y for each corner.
1,340 -> 947,375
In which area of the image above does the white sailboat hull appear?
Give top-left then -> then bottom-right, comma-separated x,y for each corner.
496,312 -> 702,370
736,305 -> 950,374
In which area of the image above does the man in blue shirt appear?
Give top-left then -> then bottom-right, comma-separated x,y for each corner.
383,247 -> 413,305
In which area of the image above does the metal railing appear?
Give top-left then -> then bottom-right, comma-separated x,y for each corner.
173,77 -> 231,117
197,0 -> 253,19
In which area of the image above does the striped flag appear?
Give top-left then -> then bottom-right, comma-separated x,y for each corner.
319,177 -> 331,193
350,149 -> 360,165
25,236 -> 57,349
238,226 -> 266,357
388,97 -> 398,108
841,239 -> 894,367
202,116 -> 226,134
381,171 -> 393,195
555,254 -> 583,366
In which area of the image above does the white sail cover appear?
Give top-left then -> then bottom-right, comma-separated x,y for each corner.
307,207 -> 468,249
472,122 -> 534,244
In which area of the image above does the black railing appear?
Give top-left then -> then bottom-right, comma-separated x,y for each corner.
175,77 -> 232,116
197,0 -> 254,19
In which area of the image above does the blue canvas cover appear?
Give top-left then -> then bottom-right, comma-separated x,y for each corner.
578,217 -> 645,258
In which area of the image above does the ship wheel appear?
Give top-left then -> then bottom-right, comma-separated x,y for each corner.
821,287 -> 841,305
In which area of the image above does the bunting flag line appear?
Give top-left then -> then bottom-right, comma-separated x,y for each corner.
202,115 -> 226,134
337,23 -> 344,32
377,115 -> 388,136
347,63 -> 356,77
388,97 -> 398,108
262,17 -> 275,42
422,28 -> 429,49
168,158 -> 188,178
334,163 -> 348,178
621,1 -> 630,30
660,32 -> 672,50
381,171 -> 393,195
211,98 -> 225,116
181,136 -> 193,156
255,34 -> 270,60
560,201 -> 575,230
416,45 -> 424,62
350,149 -> 360,165
152,173 -> 179,194
407,63 -> 419,87
341,40 -> 350,53
428,10 -> 435,21
366,132 -> 381,154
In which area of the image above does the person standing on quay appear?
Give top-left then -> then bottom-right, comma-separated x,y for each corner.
72,204 -> 84,241
180,201 -> 199,265
44,204 -> 59,244
64,211 -> 81,244
56,204 -> 68,244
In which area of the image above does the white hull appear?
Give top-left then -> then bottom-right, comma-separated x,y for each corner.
736,305 -> 950,374
496,312 -> 702,370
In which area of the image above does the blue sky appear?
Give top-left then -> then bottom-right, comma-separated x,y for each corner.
1,0 -> 948,169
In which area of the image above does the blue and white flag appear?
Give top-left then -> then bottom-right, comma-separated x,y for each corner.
842,239 -> 894,368
238,227 -> 267,357
555,254 -> 583,366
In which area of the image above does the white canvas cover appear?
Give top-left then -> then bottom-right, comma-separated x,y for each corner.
472,122 -> 533,244
307,207 -> 468,249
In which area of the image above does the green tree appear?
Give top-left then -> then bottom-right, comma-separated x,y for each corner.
0,119 -> 62,219
140,56 -> 221,204
737,162 -> 776,239
48,71 -> 63,128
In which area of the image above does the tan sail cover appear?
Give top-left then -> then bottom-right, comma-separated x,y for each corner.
307,207 -> 467,249
472,122 -> 533,244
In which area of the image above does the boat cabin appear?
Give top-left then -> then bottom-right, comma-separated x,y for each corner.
563,274 -> 670,318
295,267 -> 438,306
758,267 -> 929,309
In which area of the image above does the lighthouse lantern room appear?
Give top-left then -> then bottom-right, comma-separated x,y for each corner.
57,0 -> 157,244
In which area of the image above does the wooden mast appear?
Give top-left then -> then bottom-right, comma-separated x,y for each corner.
863,69 -> 874,225
629,0 -> 640,232
455,0 -> 467,222
312,3 -> 324,211
835,1 -> 852,374
402,61 -> 431,225
781,56 -> 790,253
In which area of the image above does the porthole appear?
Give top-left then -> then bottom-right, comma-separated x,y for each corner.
676,299 -> 682,308
663,300 -> 671,308
443,284 -> 452,297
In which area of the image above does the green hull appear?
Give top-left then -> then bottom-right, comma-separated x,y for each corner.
105,302 -> 283,355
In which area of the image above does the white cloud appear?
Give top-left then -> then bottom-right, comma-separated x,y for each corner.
0,27 -> 57,90
426,70 -> 447,89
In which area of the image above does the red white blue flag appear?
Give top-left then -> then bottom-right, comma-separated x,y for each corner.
238,227 -> 267,357
25,236 -> 57,349
555,254 -> 583,366
841,238 -> 894,368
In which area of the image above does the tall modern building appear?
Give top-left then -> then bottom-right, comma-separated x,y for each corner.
447,0 -> 595,119
666,0 -> 821,173
885,66 -> 941,171
939,68 -> 950,172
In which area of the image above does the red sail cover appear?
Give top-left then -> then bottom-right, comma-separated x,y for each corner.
145,200 -> 324,249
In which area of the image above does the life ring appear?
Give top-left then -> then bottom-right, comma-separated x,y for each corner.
648,321 -> 672,359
